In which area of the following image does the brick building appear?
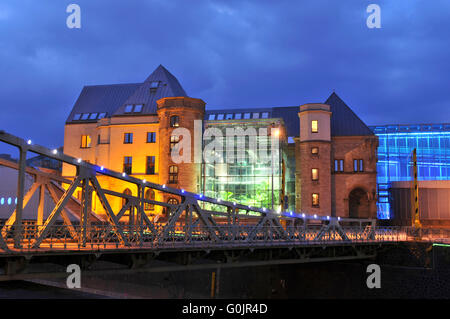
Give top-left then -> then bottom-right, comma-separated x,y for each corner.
62,65 -> 378,219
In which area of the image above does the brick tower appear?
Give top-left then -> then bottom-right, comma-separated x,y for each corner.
157,96 -> 205,202
295,103 -> 332,216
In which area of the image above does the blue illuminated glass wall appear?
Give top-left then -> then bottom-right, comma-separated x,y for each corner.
370,124 -> 450,219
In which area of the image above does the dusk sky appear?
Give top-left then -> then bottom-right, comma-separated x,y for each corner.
1,0 -> 449,152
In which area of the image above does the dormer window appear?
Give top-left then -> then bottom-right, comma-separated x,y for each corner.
89,113 -> 98,120
124,104 -> 144,113
150,81 -> 159,88
124,105 -> 133,113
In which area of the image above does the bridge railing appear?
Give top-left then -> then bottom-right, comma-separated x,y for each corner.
0,224 -> 410,252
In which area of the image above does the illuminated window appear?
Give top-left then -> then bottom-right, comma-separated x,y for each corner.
335,159 -> 344,172
144,189 -> 155,211
124,133 -> 133,144
80,135 -> 91,148
312,193 -> 319,207
147,132 -> 156,143
312,168 -> 319,181
168,197 -> 179,205
123,157 -> 132,174
311,147 -> 319,155
170,135 -> 180,151
73,113 -> 81,120
169,165 -> 178,184
311,120 -> 318,133
146,156 -> 156,175
124,105 -> 133,113
354,159 -> 364,172
170,116 -> 180,127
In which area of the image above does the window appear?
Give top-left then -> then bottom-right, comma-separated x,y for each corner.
147,132 -> 156,143
311,147 -> 319,155
354,159 -> 364,172
144,189 -> 155,211
252,112 -> 260,119
146,156 -> 156,175
226,114 -> 233,120
124,133 -> 133,144
150,81 -> 159,88
335,159 -> 344,172
89,113 -> 98,120
170,135 -> 180,151
244,113 -> 251,119
261,112 -> 269,119
168,198 -> 179,205
124,105 -> 133,113
235,113 -> 242,120
311,120 -> 318,133
217,114 -> 224,120
73,113 -> 81,120
170,116 -> 180,127
312,193 -> 319,207
134,104 -> 143,113
81,135 -> 91,148
81,113 -> 90,120
98,113 -> 106,119
169,165 -> 178,184
312,168 -> 319,181
123,157 -> 132,175
122,188 -> 132,208
208,114 -> 216,120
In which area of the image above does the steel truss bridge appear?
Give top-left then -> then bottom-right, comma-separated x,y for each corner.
0,130 -> 448,280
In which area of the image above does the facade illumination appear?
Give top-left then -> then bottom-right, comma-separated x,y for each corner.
371,123 -> 450,219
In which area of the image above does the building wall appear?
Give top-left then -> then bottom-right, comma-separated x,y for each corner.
331,136 -> 378,218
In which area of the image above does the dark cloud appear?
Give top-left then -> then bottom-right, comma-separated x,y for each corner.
0,0 -> 449,150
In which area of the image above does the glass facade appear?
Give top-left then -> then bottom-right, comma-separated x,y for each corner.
371,124 -> 450,219
201,120 -> 289,212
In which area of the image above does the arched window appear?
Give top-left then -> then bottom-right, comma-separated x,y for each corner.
144,189 -> 155,211
167,198 -> 179,205
170,115 -> 179,128
122,188 -> 132,208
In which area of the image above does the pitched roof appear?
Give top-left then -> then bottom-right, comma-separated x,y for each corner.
113,65 -> 187,116
66,83 -> 140,123
66,65 -> 187,123
325,92 -> 374,136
